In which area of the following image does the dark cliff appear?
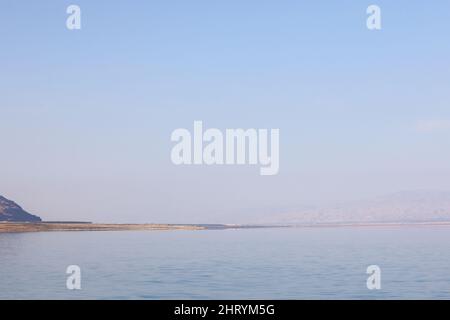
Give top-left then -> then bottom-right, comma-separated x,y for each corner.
0,195 -> 41,222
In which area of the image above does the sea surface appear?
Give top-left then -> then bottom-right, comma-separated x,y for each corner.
1,226 -> 450,299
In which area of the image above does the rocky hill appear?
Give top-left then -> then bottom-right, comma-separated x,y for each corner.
0,195 -> 41,222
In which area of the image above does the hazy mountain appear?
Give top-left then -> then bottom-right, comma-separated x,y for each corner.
0,195 -> 41,222
259,191 -> 450,224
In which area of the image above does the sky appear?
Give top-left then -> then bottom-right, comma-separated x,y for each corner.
1,1 -> 450,223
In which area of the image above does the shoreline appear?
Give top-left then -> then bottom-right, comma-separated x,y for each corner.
0,222 -> 206,233
1,221 -> 450,233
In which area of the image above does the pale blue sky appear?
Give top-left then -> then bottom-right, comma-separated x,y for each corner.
1,1 -> 450,223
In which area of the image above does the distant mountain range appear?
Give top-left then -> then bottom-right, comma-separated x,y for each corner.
258,191 -> 450,225
0,195 -> 41,222
2,190 -> 450,225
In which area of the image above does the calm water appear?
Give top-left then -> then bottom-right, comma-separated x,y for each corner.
0,227 -> 450,299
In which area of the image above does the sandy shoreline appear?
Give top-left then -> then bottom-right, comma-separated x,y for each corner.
0,222 -> 206,233
1,221 -> 450,233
